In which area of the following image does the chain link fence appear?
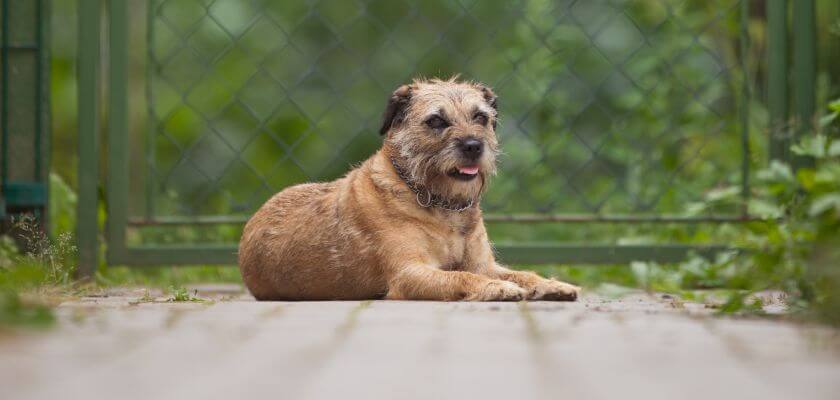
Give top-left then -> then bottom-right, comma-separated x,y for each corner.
145,0 -> 752,221
79,0 -> 771,267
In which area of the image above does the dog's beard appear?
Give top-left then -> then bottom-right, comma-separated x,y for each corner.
399,141 -> 498,203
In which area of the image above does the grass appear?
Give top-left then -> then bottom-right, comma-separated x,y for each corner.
0,289 -> 55,330
0,215 -> 77,330
97,265 -> 242,288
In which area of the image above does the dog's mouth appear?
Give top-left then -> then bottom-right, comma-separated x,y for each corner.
447,165 -> 480,181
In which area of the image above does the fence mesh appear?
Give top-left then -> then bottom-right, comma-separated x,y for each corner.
145,0 -> 751,223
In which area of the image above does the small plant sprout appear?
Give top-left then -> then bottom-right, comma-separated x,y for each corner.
167,286 -> 204,302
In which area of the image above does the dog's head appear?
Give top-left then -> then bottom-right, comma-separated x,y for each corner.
379,77 -> 499,202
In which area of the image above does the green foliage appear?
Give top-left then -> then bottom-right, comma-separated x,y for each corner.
0,235 -> 55,329
732,132 -> 840,321
3,215 -> 77,287
167,286 -> 204,302
49,172 -> 77,238
531,111 -> 840,324
0,215 -> 78,330
663,102 -> 840,322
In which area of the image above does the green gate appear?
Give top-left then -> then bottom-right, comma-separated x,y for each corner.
77,0 -> 817,275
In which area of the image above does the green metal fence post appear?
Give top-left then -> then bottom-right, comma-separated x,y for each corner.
767,0 -> 788,162
106,0 -> 128,264
793,0 -> 816,169
39,0 -> 51,230
739,0 -> 751,217
76,0 -> 101,278
1,0 -> 9,221
1,0 -> 51,224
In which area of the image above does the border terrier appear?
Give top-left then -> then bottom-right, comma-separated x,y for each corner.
238,77 -> 580,301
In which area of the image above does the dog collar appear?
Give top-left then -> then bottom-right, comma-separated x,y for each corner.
389,156 -> 477,212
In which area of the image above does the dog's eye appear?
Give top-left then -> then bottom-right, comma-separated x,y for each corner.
473,112 -> 489,126
425,115 -> 450,130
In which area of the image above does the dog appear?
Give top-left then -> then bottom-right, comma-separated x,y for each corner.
238,77 -> 580,301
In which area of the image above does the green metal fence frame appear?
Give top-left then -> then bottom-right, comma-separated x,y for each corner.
1,0 -> 50,223
793,0 -> 816,170
76,0 -> 100,277
76,0 -> 818,275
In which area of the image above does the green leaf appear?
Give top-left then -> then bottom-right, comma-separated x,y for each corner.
705,186 -> 740,202
792,135 -> 827,158
748,198 -> 784,218
630,261 -> 651,288
684,201 -> 707,216
819,112 -> 837,128
809,194 -> 840,216
757,160 -> 795,183
797,168 -> 817,190
49,173 -> 78,237
813,164 -> 840,187
828,141 -> 840,157
828,98 -> 840,113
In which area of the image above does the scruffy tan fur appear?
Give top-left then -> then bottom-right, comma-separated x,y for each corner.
238,78 -> 580,301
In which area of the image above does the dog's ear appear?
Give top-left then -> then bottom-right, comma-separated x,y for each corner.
476,84 -> 497,111
379,84 -> 412,135
477,84 -> 498,128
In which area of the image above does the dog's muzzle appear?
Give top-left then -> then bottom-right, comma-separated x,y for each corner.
458,137 -> 484,161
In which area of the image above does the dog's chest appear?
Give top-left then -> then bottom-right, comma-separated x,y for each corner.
429,214 -> 475,269
433,233 -> 467,270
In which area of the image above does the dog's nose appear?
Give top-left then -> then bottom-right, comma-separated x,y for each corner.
459,138 -> 484,160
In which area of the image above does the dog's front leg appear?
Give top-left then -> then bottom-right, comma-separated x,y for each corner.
487,264 -> 579,301
386,265 -> 527,301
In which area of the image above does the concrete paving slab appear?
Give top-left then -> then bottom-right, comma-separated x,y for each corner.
1,287 -> 838,400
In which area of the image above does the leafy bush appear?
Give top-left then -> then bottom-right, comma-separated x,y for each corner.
636,99 -> 840,322
718,98 -> 839,321
532,98 -> 840,324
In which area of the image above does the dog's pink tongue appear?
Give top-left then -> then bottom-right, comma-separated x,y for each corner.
458,166 -> 480,175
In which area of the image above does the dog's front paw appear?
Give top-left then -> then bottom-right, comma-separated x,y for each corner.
526,279 -> 580,301
468,280 -> 527,302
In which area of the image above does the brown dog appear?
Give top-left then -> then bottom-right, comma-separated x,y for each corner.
238,77 -> 580,301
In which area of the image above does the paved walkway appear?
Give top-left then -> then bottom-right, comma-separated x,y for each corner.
2,285 -> 839,400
